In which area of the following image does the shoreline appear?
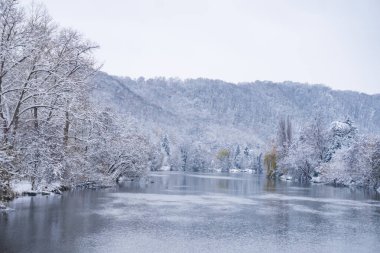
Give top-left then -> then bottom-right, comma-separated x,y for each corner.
2,172 -> 379,213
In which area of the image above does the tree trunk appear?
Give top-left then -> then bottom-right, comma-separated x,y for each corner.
0,72 -> 8,145
64,111 -> 70,146
33,107 -> 38,130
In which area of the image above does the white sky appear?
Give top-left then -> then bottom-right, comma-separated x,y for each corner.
24,0 -> 380,94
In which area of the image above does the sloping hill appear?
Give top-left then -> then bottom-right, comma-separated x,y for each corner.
91,72 -> 380,151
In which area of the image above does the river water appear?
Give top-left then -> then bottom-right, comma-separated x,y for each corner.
1,172 -> 380,253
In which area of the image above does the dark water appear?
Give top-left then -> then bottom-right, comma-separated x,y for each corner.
1,172 -> 380,253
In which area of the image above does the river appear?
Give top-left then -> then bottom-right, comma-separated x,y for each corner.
1,172 -> 380,253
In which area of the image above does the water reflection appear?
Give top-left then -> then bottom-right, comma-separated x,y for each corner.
1,172 -> 380,253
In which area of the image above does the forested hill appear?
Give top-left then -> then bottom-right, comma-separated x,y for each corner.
92,72 -> 380,149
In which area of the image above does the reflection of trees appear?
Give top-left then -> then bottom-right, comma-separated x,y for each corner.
274,195 -> 290,242
264,178 -> 276,192
181,175 -> 187,187
217,180 -> 229,190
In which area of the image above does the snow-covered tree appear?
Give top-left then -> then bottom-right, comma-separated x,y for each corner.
233,145 -> 242,169
324,118 -> 357,162
276,116 -> 329,181
0,0 -> 151,191
186,144 -> 209,172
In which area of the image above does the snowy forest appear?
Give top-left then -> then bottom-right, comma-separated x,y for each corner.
0,0 -> 154,199
93,73 -> 380,190
1,0 -> 380,201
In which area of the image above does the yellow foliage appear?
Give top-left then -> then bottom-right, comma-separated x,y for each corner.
264,147 -> 277,178
217,148 -> 230,160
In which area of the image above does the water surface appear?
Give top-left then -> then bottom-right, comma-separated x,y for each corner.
1,172 -> 380,253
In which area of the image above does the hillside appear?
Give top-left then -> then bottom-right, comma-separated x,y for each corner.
91,72 -> 380,153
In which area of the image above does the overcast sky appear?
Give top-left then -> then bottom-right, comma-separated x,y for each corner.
24,0 -> 380,94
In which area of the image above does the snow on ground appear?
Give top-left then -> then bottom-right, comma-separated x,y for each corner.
310,176 -> 322,183
10,180 -> 32,194
279,175 -> 293,181
8,180 -> 62,195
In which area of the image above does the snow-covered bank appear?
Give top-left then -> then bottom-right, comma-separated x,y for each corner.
0,202 -> 13,213
270,119 -> 380,190
0,178 -> 118,205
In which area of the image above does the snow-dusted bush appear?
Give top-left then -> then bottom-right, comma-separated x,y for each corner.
320,137 -> 380,188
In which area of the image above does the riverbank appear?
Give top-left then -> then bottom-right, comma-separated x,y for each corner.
0,176 -> 152,212
0,179 -> 115,207
278,172 -> 380,193
2,171 -> 379,214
